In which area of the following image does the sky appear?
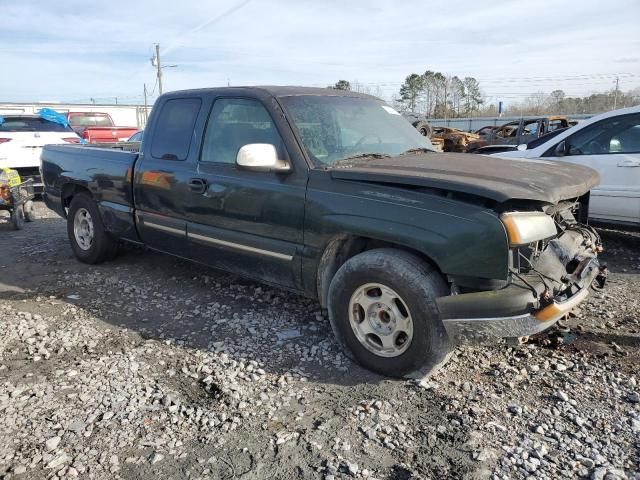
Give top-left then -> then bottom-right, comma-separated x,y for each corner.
1,0 -> 639,106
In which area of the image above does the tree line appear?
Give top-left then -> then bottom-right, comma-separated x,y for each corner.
329,77 -> 640,119
330,73 -> 483,118
503,88 -> 640,117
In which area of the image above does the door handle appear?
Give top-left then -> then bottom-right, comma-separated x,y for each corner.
617,158 -> 640,167
188,178 -> 207,194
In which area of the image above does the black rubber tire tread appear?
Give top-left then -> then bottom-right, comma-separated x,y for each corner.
67,193 -> 117,264
24,200 -> 36,222
11,205 -> 25,230
412,120 -> 432,138
327,248 -> 452,378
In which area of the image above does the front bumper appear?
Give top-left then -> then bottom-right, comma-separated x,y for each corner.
437,228 -> 601,343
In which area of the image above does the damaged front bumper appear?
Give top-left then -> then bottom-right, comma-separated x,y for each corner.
437,227 -> 604,343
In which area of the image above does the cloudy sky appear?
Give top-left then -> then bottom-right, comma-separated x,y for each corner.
1,0 -> 639,105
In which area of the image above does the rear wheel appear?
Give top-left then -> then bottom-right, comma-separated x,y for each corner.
67,193 -> 117,264
11,205 -> 25,230
327,248 -> 451,378
24,200 -> 36,222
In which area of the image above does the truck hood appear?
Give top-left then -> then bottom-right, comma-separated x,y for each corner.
328,152 -> 600,204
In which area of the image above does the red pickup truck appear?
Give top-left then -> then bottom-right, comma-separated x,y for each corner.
67,112 -> 137,143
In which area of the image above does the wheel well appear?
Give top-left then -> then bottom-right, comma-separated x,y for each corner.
316,235 -> 444,308
61,184 -> 91,211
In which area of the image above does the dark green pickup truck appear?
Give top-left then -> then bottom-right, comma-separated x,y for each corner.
41,87 -> 605,377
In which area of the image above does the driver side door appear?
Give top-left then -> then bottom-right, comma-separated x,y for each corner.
183,96 -> 308,289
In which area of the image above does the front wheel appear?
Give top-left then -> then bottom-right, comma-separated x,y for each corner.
11,205 -> 25,230
67,193 -> 117,264
327,248 -> 451,378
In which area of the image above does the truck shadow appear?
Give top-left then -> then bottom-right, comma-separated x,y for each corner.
0,212 -> 390,387
1,207 -> 486,479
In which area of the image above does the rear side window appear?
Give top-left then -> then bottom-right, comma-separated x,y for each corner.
151,98 -> 202,161
0,117 -> 73,132
68,113 -> 112,127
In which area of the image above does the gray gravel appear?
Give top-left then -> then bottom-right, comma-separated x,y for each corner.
0,203 -> 638,479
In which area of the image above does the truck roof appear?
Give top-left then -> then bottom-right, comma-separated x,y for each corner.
159,86 -> 379,100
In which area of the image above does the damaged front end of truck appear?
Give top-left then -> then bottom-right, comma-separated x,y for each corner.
438,197 -> 607,343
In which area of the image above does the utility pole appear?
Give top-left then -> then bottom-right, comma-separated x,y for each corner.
143,83 -> 148,122
614,76 -> 619,110
155,44 -> 163,95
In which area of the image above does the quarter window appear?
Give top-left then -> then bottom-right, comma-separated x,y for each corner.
200,98 -> 284,164
150,98 -> 202,161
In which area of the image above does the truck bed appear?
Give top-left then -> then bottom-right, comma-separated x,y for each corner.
41,144 -> 138,239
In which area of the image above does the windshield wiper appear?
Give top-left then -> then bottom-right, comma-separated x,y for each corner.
398,147 -> 433,155
333,152 -> 391,166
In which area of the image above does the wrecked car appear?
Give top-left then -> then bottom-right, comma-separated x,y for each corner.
469,116 -> 570,152
431,127 -> 480,153
42,87 -> 603,378
402,114 -> 444,151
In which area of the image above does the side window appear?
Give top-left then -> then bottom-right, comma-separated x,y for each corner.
150,98 -> 202,161
565,114 -> 640,156
200,98 -> 284,164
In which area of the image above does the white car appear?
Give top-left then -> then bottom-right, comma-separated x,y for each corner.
0,115 -> 81,192
492,106 -> 640,229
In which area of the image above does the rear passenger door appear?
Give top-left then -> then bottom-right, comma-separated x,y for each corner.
184,96 -> 308,289
133,96 -> 204,256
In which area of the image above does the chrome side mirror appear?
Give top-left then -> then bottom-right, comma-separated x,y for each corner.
236,144 -> 290,172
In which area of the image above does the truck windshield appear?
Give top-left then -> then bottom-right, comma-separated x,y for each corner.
280,95 -> 434,166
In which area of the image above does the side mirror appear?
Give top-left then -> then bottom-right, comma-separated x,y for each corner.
554,140 -> 567,157
517,143 -> 527,151
236,144 -> 290,173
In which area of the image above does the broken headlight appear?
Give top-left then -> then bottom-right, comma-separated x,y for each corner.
501,212 -> 557,247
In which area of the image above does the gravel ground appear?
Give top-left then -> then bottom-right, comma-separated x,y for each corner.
0,202 -> 638,480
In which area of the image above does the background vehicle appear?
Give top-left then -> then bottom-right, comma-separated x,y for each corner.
67,112 -> 137,144
474,127 -> 571,155
431,127 -> 480,153
0,168 -> 36,230
402,113 -> 444,151
492,106 -> 640,228
468,116 -> 570,152
42,86 -> 602,378
0,114 -> 81,192
128,130 -> 143,142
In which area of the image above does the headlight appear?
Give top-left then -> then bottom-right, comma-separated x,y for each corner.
501,212 -> 557,246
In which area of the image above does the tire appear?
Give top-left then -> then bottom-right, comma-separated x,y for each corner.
24,200 -> 36,222
412,120 -> 432,138
67,193 -> 117,264
327,248 -> 451,378
11,205 -> 25,230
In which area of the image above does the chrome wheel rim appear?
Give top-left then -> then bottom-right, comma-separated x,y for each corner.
348,283 -> 413,357
73,208 -> 94,251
